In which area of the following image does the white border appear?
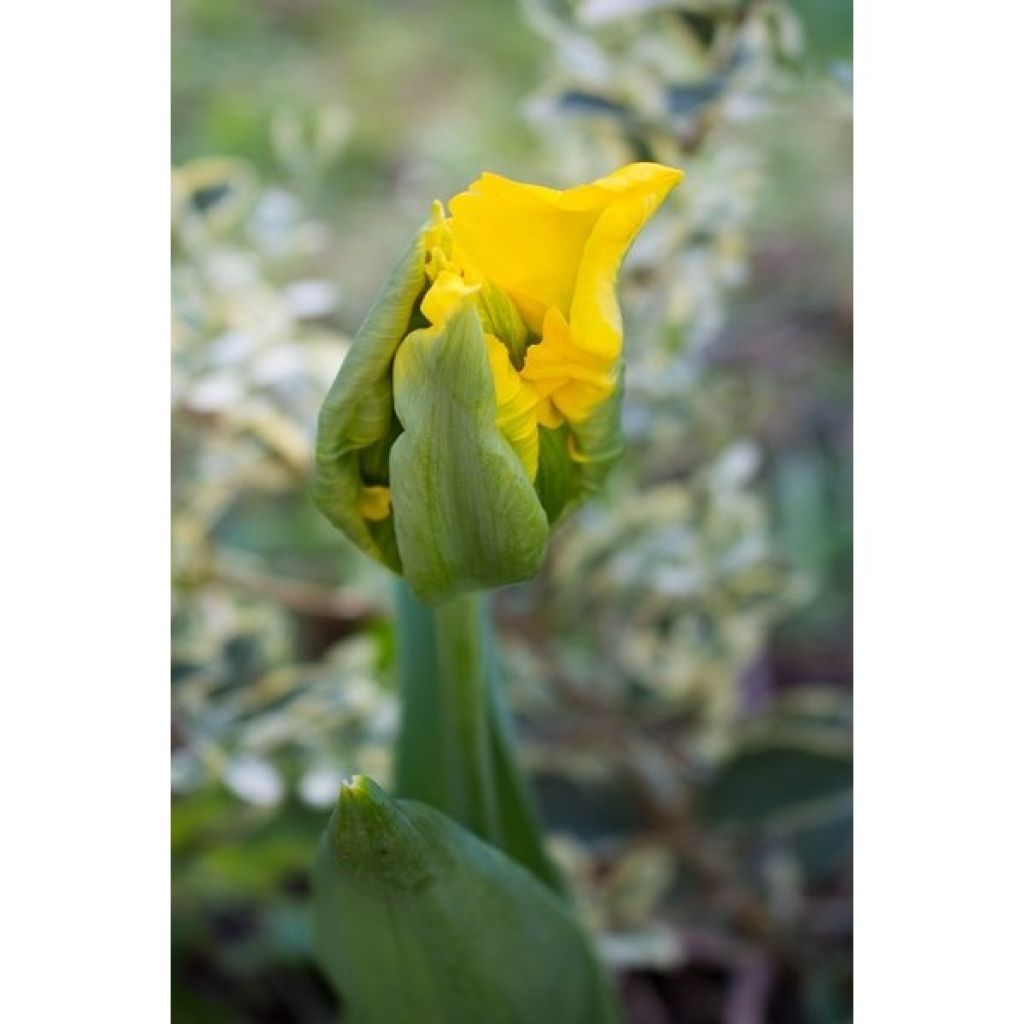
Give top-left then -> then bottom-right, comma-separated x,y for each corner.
856,1 -> 1024,1019
4,2 -> 169,1019
4,0 -> 1024,1019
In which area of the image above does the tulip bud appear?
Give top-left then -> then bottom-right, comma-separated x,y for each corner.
315,163 -> 683,603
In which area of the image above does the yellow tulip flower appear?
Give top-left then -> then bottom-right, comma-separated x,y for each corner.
315,162 -> 682,603
424,161 -> 683,445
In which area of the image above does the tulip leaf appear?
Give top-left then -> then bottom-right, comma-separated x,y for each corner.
483,650 -> 567,893
390,304 -> 549,604
313,776 -> 619,1024
314,234 -> 426,572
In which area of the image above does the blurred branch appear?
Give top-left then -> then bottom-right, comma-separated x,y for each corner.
211,552 -> 381,626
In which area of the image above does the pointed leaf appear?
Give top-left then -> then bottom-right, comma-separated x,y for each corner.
313,777 -> 618,1024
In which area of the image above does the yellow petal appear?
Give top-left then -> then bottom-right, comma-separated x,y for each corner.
521,308 -> 617,425
422,200 -> 452,280
535,400 -> 564,430
448,162 -> 682,340
359,485 -> 392,522
421,269 -> 480,327
569,163 -> 683,364
449,178 -> 596,334
485,334 -> 540,480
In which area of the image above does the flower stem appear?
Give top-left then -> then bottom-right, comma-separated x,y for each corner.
434,592 -> 501,843
393,580 -> 563,893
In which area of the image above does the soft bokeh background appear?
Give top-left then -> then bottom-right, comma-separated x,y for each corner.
172,1 -> 851,1020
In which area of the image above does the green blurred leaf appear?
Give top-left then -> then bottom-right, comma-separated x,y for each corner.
558,90 -> 632,119
665,79 -> 724,117
789,805 -> 853,881
703,737 -> 851,827
313,777 -> 618,1023
788,0 -> 852,66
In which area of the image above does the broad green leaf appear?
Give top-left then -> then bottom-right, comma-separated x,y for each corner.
483,648 -> 567,894
313,777 -> 619,1024
313,234 -> 426,573
390,304 -> 549,604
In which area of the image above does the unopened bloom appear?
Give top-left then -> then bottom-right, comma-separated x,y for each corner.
315,163 -> 682,603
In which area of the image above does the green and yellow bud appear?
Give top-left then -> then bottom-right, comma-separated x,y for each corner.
315,162 -> 683,604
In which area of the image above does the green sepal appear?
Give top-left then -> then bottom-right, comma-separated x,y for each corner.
313,776 -> 619,1024
533,373 -> 625,525
313,235 -> 427,572
476,280 -> 531,369
390,304 -> 549,604
535,423 -> 582,524
569,369 -> 626,498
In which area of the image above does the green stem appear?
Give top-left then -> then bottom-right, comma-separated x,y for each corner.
393,580 -> 445,806
394,585 -> 499,844
434,593 -> 501,843
393,580 -> 563,893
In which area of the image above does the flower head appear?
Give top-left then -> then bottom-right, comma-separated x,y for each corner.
315,163 -> 682,603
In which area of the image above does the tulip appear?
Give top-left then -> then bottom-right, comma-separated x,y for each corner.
315,162 -> 683,605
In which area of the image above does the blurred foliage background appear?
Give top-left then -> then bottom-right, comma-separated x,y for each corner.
172,0 -> 851,1020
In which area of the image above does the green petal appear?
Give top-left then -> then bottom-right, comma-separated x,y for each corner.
476,279 -> 531,369
570,369 -> 625,497
533,373 -> 624,525
389,304 -> 549,604
313,235 -> 427,572
535,423 -> 582,524
313,777 -> 619,1024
